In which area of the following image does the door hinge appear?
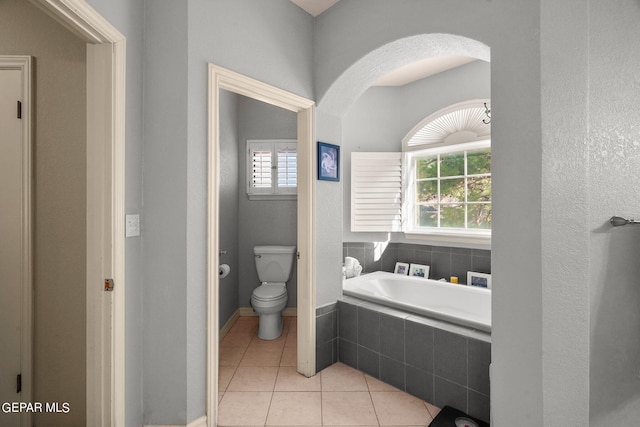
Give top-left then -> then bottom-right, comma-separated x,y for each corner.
17,101 -> 22,119
104,278 -> 114,292
17,374 -> 21,393
297,251 -> 300,260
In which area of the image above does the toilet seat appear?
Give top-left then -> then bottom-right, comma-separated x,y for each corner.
252,284 -> 286,302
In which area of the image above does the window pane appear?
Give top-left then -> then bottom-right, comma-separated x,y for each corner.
416,156 -> 438,179
468,204 -> 492,229
467,177 -> 491,202
440,204 -> 465,228
440,178 -> 464,203
467,148 -> 491,175
440,152 -> 464,177
418,205 -> 438,227
417,180 -> 438,203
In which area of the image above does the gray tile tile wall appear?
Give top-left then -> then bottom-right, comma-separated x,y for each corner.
316,303 -> 338,372
343,242 -> 491,284
337,299 -> 490,423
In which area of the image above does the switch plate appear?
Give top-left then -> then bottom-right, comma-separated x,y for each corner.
125,214 -> 140,237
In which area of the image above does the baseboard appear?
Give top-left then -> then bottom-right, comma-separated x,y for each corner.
239,306 -> 297,317
219,308 -> 240,341
144,414 -> 207,427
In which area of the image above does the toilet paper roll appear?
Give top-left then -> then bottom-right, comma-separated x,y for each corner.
219,263 -> 230,279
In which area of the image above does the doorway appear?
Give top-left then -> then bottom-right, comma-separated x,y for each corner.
207,64 -> 316,426
0,56 -> 32,427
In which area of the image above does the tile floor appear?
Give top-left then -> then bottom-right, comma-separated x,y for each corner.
218,316 -> 441,426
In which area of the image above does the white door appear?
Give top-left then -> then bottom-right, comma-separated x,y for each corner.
0,68 -> 26,427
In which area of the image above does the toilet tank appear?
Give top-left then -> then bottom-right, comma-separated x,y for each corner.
254,245 -> 296,283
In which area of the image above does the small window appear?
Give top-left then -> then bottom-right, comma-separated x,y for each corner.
247,140 -> 297,199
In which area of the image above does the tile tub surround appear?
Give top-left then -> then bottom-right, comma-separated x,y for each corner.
337,298 -> 491,423
343,242 -> 491,284
316,303 -> 338,372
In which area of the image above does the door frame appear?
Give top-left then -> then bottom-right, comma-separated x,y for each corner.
207,64 -> 316,427
0,55 -> 33,427
28,1 -> 125,425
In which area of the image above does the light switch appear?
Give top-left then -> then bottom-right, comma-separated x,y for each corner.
125,214 -> 140,237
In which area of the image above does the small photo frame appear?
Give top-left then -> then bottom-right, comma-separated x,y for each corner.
467,271 -> 491,289
318,141 -> 340,181
394,262 -> 409,275
409,263 -> 430,279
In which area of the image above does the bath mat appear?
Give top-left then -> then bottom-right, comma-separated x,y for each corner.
428,405 -> 489,427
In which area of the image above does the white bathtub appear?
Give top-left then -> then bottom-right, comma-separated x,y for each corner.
343,271 -> 491,332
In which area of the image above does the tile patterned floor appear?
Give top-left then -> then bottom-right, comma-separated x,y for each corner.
218,316 -> 441,426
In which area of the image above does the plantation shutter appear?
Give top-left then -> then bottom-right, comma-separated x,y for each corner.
248,141 -> 274,195
276,142 -> 297,193
351,152 -> 402,232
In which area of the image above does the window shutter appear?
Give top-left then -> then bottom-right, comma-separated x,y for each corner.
248,142 -> 274,194
276,142 -> 297,192
351,152 -> 402,232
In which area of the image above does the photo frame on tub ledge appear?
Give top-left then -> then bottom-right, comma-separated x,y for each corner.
318,141 -> 340,181
467,271 -> 492,289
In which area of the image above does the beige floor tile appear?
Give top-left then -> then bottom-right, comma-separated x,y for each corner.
227,366 -> 278,391
220,346 -> 247,367
365,375 -> 401,392
222,331 -> 255,348
219,366 -> 237,392
266,392 -> 322,425
370,392 -> 432,426
322,392 -> 378,426
250,334 -> 287,348
284,331 -> 297,348
424,401 -> 441,419
218,391 -> 272,426
320,363 -> 368,391
274,366 -> 321,391
240,345 -> 284,367
280,346 -> 297,367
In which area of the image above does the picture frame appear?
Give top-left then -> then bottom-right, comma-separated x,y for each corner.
318,141 -> 340,181
409,263 -> 430,279
467,271 -> 491,289
394,262 -> 409,275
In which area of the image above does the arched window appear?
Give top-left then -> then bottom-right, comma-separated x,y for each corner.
403,100 -> 491,242
351,100 -> 491,245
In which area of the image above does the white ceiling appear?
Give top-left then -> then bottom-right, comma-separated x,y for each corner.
373,56 -> 477,86
290,0 -> 340,17
289,1 -> 476,87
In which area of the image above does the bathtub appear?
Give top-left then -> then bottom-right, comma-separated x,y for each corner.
343,271 -> 491,332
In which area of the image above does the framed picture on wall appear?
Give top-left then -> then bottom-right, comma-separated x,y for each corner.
467,271 -> 491,289
318,141 -> 340,181
394,262 -> 409,275
409,263 -> 430,279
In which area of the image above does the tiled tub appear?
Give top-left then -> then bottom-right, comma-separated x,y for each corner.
337,296 -> 491,423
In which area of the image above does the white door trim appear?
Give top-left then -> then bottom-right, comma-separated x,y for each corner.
0,55 -> 33,427
29,1 -> 126,425
207,64 -> 316,427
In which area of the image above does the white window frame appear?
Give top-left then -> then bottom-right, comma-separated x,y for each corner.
247,139 -> 297,200
403,139 -> 491,245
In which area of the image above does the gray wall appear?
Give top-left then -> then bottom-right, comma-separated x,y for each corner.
237,96 -> 298,309
342,60 -> 491,246
586,1 -> 640,424
219,90 -> 240,327
0,1 -> 87,424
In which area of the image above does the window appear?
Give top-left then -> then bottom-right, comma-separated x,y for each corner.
247,140 -> 297,199
407,140 -> 491,233
350,100 -> 491,244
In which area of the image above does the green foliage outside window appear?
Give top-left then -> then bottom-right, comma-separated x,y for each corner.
416,147 -> 491,230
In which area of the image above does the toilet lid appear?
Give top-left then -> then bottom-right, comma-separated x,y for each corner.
253,284 -> 287,301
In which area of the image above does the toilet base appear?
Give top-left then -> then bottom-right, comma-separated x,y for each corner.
257,312 -> 283,340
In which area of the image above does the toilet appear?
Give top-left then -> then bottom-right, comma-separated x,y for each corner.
251,245 -> 296,340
